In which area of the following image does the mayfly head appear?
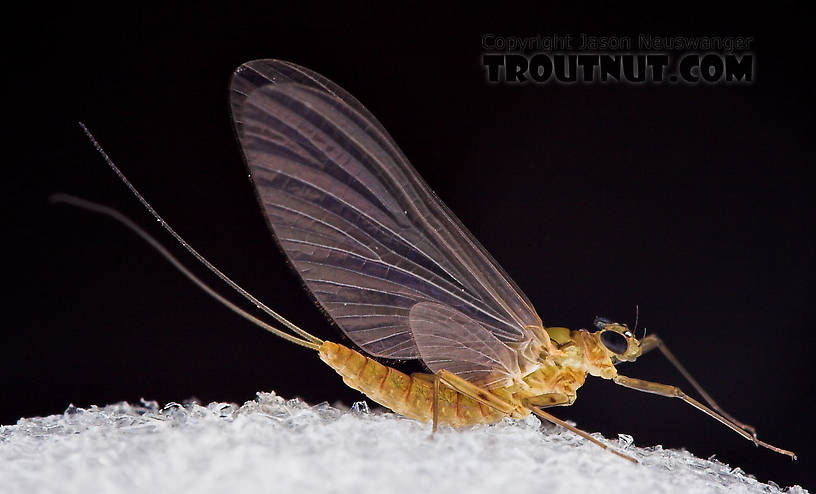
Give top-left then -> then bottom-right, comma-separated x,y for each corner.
593,317 -> 642,363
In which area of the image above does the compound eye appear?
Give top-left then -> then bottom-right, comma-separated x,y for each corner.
600,330 -> 628,355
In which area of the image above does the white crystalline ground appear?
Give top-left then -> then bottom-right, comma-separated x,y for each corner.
0,392 -> 806,494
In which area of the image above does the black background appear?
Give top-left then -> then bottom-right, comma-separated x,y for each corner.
7,4 -> 813,489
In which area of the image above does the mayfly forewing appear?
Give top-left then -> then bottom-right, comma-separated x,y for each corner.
230,59 -> 389,146
230,59 -> 545,379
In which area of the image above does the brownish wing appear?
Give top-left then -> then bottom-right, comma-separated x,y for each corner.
229,59 -> 544,384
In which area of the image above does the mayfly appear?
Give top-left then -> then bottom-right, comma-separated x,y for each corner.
63,59 -> 796,464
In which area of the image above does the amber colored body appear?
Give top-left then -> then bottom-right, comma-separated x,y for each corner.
318,326 -> 617,426
320,341 -> 504,425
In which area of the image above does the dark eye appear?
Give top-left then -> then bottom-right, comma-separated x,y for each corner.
601,331 -> 628,354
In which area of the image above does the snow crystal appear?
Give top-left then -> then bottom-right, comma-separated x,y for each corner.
0,392 -> 806,494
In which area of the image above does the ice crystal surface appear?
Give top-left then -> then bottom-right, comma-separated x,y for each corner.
0,392 -> 806,494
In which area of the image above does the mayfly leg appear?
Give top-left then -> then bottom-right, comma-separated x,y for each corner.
432,372 -> 440,433
429,371 -> 637,463
430,370 -> 518,434
613,374 -> 797,460
640,334 -> 756,436
527,406 -> 638,464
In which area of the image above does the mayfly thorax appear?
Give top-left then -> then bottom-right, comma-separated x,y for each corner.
63,59 -> 796,464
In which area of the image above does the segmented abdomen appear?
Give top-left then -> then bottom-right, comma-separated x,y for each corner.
319,341 -> 505,426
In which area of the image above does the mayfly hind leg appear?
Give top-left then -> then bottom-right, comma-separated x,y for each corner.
640,334 -> 756,436
428,372 -> 638,463
525,405 -> 638,464
405,372 -> 455,432
613,374 -> 796,460
427,370 -> 519,433
522,394 -> 637,463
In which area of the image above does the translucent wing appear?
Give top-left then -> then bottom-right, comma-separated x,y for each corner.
229,59 -> 545,383
230,59 -> 384,146
409,302 -> 521,388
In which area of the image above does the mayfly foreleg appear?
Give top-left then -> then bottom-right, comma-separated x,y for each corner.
525,405 -> 638,463
640,334 -> 756,436
613,374 -> 797,460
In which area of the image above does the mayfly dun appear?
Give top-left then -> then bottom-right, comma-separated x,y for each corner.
61,59 -> 796,464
